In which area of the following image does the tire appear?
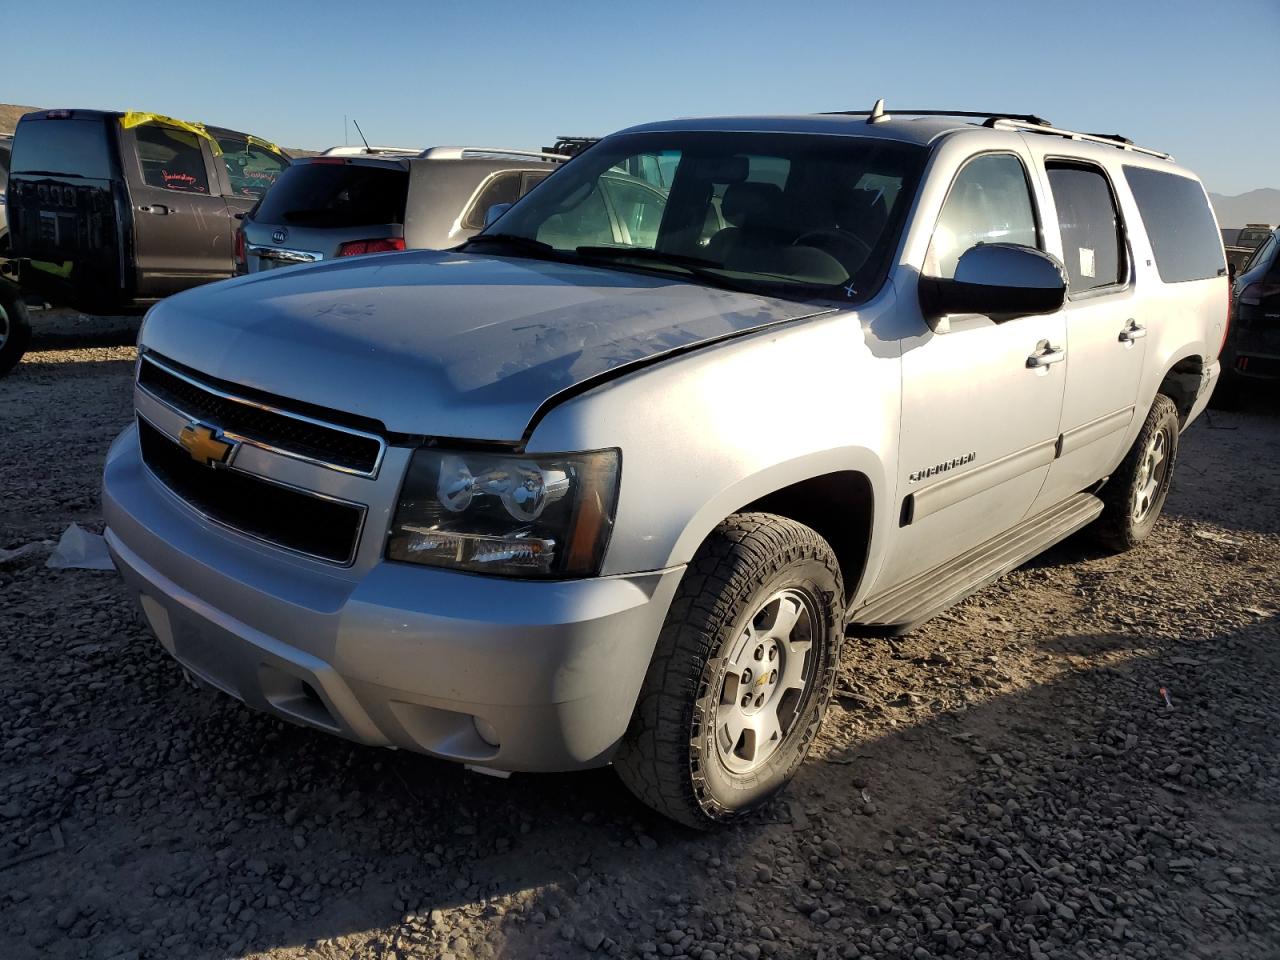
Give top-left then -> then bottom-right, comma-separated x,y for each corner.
614,513 -> 845,829
1093,394 -> 1180,551
0,282 -> 32,377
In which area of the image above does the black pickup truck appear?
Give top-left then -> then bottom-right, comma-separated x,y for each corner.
1,109 -> 289,371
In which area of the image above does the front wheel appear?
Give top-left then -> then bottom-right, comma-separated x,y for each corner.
1093,394 -> 1180,551
0,282 -> 32,377
614,513 -> 844,828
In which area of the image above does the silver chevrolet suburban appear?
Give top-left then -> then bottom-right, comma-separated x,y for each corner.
103,105 -> 1227,827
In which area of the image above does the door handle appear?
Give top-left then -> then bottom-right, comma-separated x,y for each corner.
1026,342 -> 1065,369
1118,320 -> 1147,343
138,204 -> 169,215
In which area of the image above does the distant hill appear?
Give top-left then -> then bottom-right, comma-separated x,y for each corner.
0,103 -> 40,136
0,102 -> 315,156
1210,189 -> 1280,230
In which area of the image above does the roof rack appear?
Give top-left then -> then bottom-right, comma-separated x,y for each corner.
985,118 -> 1172,160
417,146 -> 566,163
821,100 -> 1172,161
822,100 -> 1051,126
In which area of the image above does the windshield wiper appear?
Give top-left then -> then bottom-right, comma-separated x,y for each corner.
461,232 -> 558,257
574,245 -> 796,296
574,246 -> 724,269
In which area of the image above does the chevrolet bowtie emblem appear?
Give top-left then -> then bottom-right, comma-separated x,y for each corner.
177,423 -> 234,467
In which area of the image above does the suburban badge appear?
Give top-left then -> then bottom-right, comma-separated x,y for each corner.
909,451 -> 976,484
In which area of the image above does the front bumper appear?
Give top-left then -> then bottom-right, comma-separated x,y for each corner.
103,425 -> 683,772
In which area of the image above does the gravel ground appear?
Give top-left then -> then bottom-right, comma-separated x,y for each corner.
2,312 -> 1279,960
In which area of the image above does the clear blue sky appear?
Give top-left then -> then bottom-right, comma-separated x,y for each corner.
5,0 -> 1277,195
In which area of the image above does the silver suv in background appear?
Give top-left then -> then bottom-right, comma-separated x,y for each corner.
238,147 -> 566,272
104,105 -> 1226,828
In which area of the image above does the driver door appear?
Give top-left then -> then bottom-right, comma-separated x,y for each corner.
876,151 -> 1067,590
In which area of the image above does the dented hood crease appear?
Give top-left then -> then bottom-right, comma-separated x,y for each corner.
140,249 -> 830,439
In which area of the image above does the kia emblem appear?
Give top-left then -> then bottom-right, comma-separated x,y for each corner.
272,228 -> 287,244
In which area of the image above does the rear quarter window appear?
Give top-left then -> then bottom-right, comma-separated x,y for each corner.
253,161 -> 409,228
1123,166 -> 1225,283
10,117 -> 113,180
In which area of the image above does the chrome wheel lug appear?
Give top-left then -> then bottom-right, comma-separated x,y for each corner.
753,645 -> 764,660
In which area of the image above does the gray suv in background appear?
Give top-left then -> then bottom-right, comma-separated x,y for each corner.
239,147 -> 566,271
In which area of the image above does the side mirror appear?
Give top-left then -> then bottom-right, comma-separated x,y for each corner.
1228,262 -> 1238,283
483,202 -> 513,228
920,243 -> 1067,329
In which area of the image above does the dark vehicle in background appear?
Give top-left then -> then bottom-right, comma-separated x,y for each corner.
1217,226 -> 1280,404
238,147 -> 566,273
1,134 -> 30,374
1224,222 -> 1275,274
6,109 -> 289,317
0,134 -> 12,250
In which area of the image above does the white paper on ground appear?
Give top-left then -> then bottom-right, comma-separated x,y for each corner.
46,523 -> 116,571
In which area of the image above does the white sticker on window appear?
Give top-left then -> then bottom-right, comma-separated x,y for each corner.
1079,247 -> 1096,278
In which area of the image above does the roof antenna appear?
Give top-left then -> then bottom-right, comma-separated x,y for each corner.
867,98 -> 890,125
352,119 -> 372,152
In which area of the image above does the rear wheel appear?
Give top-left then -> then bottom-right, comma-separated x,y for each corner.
1093,394 -> 1180,551
614,513 -> 844,828
0,282 -> 32,377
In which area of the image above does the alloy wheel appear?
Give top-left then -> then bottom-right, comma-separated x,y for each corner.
1131,426 -> 1171,524
714,588 -> 815,775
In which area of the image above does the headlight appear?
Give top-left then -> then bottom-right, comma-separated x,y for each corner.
387,448 -> 620,578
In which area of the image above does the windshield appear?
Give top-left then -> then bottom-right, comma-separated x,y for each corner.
480,131 -> 926,300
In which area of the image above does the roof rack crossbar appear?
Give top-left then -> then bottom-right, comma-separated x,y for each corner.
986,118 -> 1172,160
822,108 -> 1052,126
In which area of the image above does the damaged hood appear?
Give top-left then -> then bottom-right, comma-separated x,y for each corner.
140,250 -> 829,439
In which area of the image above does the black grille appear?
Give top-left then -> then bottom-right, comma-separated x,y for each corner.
138,356 -> 383,475
138,418 -> 363,564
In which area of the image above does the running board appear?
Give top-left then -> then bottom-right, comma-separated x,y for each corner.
848,492 -> 1104,635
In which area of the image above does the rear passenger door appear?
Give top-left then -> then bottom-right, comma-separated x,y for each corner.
121,123 -> 233,298
1028,156 -> 1147,513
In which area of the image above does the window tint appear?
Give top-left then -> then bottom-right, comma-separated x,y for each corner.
463,172 -> 523,230
925,154 -> 1038,279
1243,234 -> 1276,274
1046,163 -> 1124,294
216,136 -> 287,199
520,171 -> 550,195
536,180 -> 615,248
490,132 -> 926,300
253,161 -> 409,228
602,177 -> 667,247
10,117 -> 113,180
1123,166 -> 1226,283
135,125 -> 210,194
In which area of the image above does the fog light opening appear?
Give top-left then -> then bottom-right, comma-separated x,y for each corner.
473,716 -> 501,747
